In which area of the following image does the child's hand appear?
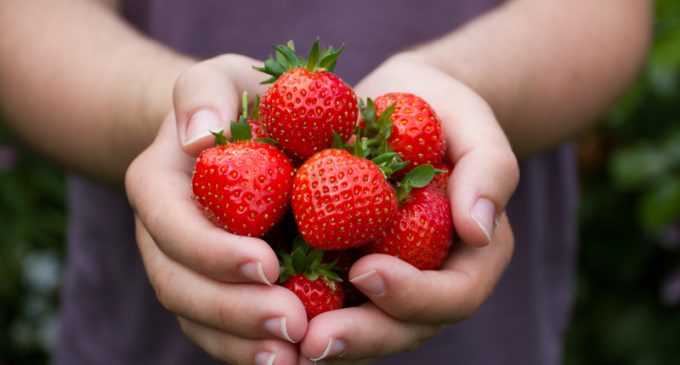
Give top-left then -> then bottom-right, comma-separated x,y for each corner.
297,55 -> 519,363
125,55 -> 309,365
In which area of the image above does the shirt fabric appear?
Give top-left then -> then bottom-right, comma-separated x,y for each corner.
53,1 -> 578,364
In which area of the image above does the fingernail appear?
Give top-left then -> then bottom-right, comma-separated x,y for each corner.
255,351 -> 276,365
239,262 -> 272,286
263,317 -> 296,343
185,109 -> 224,145
349,270 -> 385,296
309,338 -> 346,361
471,198 -> 497,244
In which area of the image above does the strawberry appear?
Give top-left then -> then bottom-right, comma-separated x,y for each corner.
256,40 -> 358,161
363,182 -> 454,270
430,161 -> 453,193
246,95 -> 268,140
323,249 -> 368,307
291,148 -> 398,250
191,116 -> 294,237
279,239 -> 344,319
361,93 -> 446,176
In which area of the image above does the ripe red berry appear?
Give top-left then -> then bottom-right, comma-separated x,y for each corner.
431,161 -> 453,193
192,140 -> 294,237
323,249 -> 368,307
278,240 -> 344,319
292,149 -> 398,250
282,274 -> 344,319
257,40 -> 358,161
363,185 -> 453,270
373,92 -> 446,174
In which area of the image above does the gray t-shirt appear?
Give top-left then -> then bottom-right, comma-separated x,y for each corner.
54,1 -> 578,364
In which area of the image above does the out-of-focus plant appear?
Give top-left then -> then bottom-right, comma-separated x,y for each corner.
566,1 -> 680,364
0,120 -> 65,364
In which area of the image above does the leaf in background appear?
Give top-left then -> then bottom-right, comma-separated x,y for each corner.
639,176 -> 680,231
610,143 -> 671,189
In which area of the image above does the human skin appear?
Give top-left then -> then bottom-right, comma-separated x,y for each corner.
0,0 -> 651,364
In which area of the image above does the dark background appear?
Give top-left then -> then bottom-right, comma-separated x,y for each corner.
1,1 -> 679,364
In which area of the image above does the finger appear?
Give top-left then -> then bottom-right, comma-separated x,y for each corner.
348,215 -> 514,323
299,305 -> 442,362
323,359 -> 375,365
173,54 -> 268,155
354,59 -> 519,247
430,82 -> 519,247
126,116 -> 280,284
136,219 -> 308,343
179,317 -> 299,365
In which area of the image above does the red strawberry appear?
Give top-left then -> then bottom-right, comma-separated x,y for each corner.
363,184 -> 453,270
283,274 -> 344,319
248,117 -> 268,140
431,161 -> 453,193
244,93 -> 268,140
292,149 -> 398,250
371,93 -> 446,175
257,40 -> 358,161
279,240 -> 344,319
191,117 -> 294,237
323,249 -> 368,307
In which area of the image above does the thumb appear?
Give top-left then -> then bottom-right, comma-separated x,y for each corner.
173,54 -> 267,156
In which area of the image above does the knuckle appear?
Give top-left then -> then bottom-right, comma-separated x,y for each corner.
150,268 -> 179,314
174,62 -> 214,95
213,292 -> 237,329
391,292 -> 427,320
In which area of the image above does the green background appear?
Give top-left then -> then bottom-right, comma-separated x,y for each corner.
1,1 -> 679,364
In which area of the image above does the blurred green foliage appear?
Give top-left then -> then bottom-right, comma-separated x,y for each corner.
0,121 -> 65,364
565,1 -> 680,364
1,2 -> 680,365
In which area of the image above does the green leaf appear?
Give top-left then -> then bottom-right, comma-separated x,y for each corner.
639,176 -> 680,231
371,152 -> 399,166
332,132 -> 346,149
210,130 -> 229,146
319,269 -> 341,282
305,272 -> 320,281
230,116 -> 252,142
274,44 -> 301,68
255,138 -> 278,146
403,164 -> 437,188
318,45 -> 343,72
306,38 -> 320,72
359,98 -> 377,130
307,249 -> 324,271
610,144 -> 670,189
291,246 -> 307,274
395,164 -> 436,202
377,102 -> 397,129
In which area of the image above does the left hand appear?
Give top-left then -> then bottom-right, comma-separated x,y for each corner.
297,55 -> 519,364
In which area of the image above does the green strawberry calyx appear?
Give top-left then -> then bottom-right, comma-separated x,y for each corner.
395,164 -> 441,203
255,38 -> 344,84
335,97 -> 409,179
278,237 -> 342,284
210,92 -> 277,146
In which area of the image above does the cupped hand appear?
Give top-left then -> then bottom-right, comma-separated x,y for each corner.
297,55 -> 519,363
125,55 -> 308,365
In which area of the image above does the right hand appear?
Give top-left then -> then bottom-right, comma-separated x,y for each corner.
125,54 -> 308,365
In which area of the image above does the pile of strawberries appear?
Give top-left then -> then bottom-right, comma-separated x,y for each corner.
191,40 -> 454,319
